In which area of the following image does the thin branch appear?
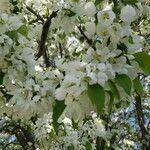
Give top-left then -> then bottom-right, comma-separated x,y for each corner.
43,45 -> 51,67
26,6 -> 44,23
1,121 -> 35,150
112,0 -> 118,5
58,43 -> 63,58
77,25 -> 93,45
29,18 -> 40,24
36,11 -> 58,60
96,137 -> 105,150
135,95 -> 147,136
134,94 -> 149,149
2,142 -> 20,150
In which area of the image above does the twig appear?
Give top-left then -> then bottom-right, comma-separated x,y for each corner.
96,136 -> 105,150
29,18 -> 40,24
134,94 -> 149,149
26,6 -> 44,23
58,43 -> 63,58
1,121 -> 35,150
2,142 -> 19,150
43,45 -> 51,67
36,11 -> 58,60
77,25 -> 93,45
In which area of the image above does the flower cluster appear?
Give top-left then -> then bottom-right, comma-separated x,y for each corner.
34,112 -> 106,150
0,0 -> 150,149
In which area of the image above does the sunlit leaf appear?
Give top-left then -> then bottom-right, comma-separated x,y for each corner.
134,52 -> 150,74
85,141 -> 92,150
133,77 -> 144,96
52,100 -> 66,133
115,74 -> 132,96
95,0 -> 103,6
87,84 -> 105,114
108,80 -> 120,100
0,71 -> 5,85
18,25 -> 28,37
6,30 -> 18,42
106,91 -> 114,114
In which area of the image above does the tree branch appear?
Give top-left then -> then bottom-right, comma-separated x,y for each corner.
1,121 -> 36,150
96,136 -> 105,150
77,25 -> 93,45
36,11 -> 58,61
58,42 -> 63,58
26,6 -> 44,23
135,94 -> 149,149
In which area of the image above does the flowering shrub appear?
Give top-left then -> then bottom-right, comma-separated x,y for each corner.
0,0 -> 150,149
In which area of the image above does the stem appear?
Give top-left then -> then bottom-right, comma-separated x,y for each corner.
1,121 -> 35,150
135,94 -> 149,149
77,25 -> 93,45
26,6 -> 44,23
96,137 -> 105,150
36,11 -> 58,60
77,25 -> 96,50
58,43 -> 63,58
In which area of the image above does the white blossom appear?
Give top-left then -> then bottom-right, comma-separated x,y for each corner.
85,22 -> 96,35
97,7 -> 116,27
0,0 -> 11,12
84,2 -> 96,17
120,5 -> 136,24
55,87 -> 67,100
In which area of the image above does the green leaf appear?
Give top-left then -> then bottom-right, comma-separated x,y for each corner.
128,36 -> 134,44
65,9 -> 76,17
133,77 -> 144,96
73,0 -> 79,2
122,0 -> 138,5
134,52 -> 150,74
108,80 -> 120,100
117,43 -> 127,54
95,0 -> 103,5
52,100 -> 66,133
115,74 -> 132,96
85,141 -> 92,150
106,91 -> 114,114
67,145 -> 75,150
18,25 -> 28,37
87,84 -> 105,114
6,30 -> 18,42
0,71 -> 5,85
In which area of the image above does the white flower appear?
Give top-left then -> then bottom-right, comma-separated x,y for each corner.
0,0 -> 11,12
126,35 -> 143,54
1,13 -> 8,22
61,17 -> 75,33
73,3 -> 85,16
34,113 -> 53,140
121,25 -> 132,37
62,117 -> 72,125
94,119 -> 106,137
97,72 -> 108,86
120,5 -> 136,24
8,16 -> 22,30
65,101 -> 83,122
55,87 -> 67,100
142,5 -> 150,15
97,63 -> 107,72
32,95 -> 41,102
112,56 -> 128,74
85,22 -> 96,35
108,23 -> 123,43
84,2 -> 96,17
97,7 -> 115,27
